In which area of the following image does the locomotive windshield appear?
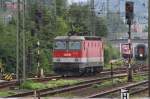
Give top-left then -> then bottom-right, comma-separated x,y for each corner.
69,41 -> 81,50
54,41 -> 66,50
54,40 -> 81,50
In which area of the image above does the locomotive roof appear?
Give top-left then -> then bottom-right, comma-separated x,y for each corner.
54,36 -> 101,40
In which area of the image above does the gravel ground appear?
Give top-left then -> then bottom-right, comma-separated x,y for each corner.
52,82 -> 131,98
132,90 -> 148,97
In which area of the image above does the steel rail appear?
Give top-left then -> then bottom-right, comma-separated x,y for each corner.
7,74 -> 127,97
87,80 -> 148,98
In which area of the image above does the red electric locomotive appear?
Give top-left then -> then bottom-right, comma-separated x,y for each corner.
53,36 -> 104,76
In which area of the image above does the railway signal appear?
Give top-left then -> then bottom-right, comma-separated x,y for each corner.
125,1 -> 134,21
125,1 -> 134,82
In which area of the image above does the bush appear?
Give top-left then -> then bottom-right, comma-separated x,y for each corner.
46,79 -> 79,88
20,79 -> 79,90
20,80 -> 46,90
104,43 -> 120,65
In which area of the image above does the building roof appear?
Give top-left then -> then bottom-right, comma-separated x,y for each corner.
54,36 -> 101,40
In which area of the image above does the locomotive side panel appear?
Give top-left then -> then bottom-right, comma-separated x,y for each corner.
79,40 -> 104,73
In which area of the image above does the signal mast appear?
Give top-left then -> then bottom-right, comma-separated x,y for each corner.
125,1 -> 134,82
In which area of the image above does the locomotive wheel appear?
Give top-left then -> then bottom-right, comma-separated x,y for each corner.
61,75 -> 67,77
90,67 -> 96,75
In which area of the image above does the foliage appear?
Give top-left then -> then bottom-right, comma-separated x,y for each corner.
56,0 -> 68,17
104,42 -> 120,65
0,91 -> 14,97
68,4 -> 90,32
46,79 -> 79,88
95,17 -> 108,37
0,20 -> 16,72
68,3 -> 108,37
24,2 -> 69,73
20,80 -> 46,90
92,78 -> 127,88
20,79 -> 79,90
0,1 -> 108,74
133,74 -> 147,82
105,59 -> 124,69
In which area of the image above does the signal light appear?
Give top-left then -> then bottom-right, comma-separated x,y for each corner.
125,1 -> 134,20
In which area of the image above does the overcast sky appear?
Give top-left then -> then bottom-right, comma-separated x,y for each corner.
68,0 -> 87,4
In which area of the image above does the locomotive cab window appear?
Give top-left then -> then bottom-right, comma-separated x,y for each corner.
54,41 -> 66,50
69,41 -> 81,50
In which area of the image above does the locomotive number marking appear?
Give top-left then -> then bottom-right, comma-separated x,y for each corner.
64,53 -> 71,57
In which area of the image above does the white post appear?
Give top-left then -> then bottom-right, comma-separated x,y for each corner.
34,90 -> 37,99
121,89 -> 129,99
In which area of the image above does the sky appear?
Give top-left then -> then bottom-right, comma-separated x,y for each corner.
68,0 -> 88,4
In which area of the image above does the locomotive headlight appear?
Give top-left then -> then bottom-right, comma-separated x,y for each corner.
140,54 -> 143,57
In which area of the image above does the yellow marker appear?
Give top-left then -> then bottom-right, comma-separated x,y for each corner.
4,74 -> 12,81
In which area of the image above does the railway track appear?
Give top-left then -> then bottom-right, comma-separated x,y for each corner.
87,80 -> 148,98
0,65 -> 147,90
6,73 -> 128,97
0,75 -> 62,89
0,65 -> 147,98
0,81 -> 17,89
0,68 -> 127,89
6,72 -> 148,98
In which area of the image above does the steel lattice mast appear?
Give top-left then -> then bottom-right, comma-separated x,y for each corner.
16,0 -> 21,82
16,0 -> 26,82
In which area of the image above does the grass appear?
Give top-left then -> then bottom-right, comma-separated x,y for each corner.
133,74 -> 147,82
104,59 -> 136,69
104,59 -> 125,69
20,79 -> 80,90
46,79 -> 79,88
92,77 -> 127,89
92,74 -> 147,89
0,91 -> 14,97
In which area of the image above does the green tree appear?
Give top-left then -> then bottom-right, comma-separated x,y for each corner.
0,20 -> 16,73
68,3 -> 90,32
68,3 -> 108,37
95,17 -> 108,37
25,2 -> 69,74
104,43 -> 120,64
56,0 -> 68,16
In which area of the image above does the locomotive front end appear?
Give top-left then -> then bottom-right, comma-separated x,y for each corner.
53,36 -> 83,76
135,44 -> 147,61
